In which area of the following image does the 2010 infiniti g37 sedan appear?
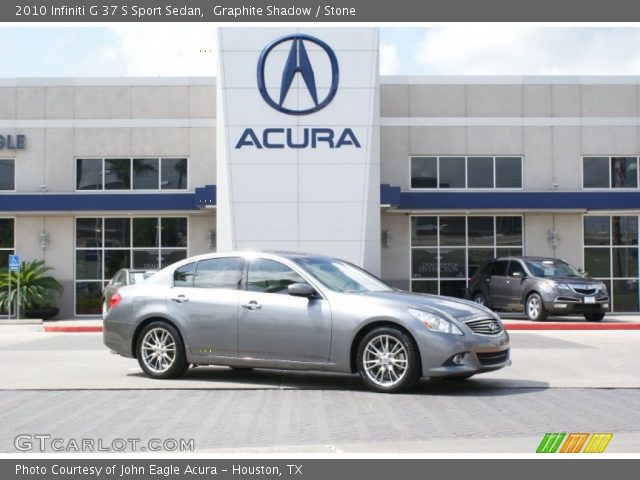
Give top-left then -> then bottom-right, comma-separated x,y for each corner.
103,252 -> 510,393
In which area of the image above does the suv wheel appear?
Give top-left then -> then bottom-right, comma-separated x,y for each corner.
472,292 -> 488,308
136,322 -> 188,379
584,312 -> 605,322
357,327 -> 419,393
525,293 -> 548,321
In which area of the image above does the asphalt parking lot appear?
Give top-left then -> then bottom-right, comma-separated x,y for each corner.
0,326 -> 638,453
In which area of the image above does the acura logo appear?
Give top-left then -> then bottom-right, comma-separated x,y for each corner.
257,34 -> 339,115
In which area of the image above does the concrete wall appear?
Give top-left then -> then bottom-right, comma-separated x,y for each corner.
380,80 -> 640,192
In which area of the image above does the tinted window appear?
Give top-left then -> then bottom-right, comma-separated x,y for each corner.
611,157 -> 637,188
104,158 -> 131,190
174,262 -> 196,287
584,216 -> 610,245
161,218 -> 187,247
133,218 -> 159,247
0,218 -> 14,248
161,158 -> 187,190
411,157 -> 437,189
104,218 -> 130,248
467,157 -> 493,188
468,217 -> 494,246
612,216 -> 638,246
133,158 -> 159,189
508,261 -> 526,277
495,157 -> 522,188
583,157 -> 609,188
438,157 -> 465,188
439,216 -> 466,246
496,216 -> 523,246
411,217 -> 438,246
491,260 -> 508,276
76,158 -> 102,190
0,159 -> 15,190
247,259 -> 305,294
194,257 -> 243,289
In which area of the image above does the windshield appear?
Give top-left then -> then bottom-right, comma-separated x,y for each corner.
295,258 -> 393,293
525,260 -> 584,278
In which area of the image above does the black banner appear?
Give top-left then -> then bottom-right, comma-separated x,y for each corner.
5,0 -> 640,22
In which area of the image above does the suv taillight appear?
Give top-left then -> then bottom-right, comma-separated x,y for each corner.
109,292 -> 122,310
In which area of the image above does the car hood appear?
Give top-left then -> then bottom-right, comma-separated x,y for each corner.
539,277 -> 603,286
351,290 -> 498,323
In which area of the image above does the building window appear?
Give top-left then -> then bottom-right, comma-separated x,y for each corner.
584,215 -> 639,312
75,216 -> 188,315
411,215 -> 523,298
583,156 -> 639,189
0,218 -> 15,273
76,158 -> 188,191
410,156 -> 522,190
0,159 -> 16,190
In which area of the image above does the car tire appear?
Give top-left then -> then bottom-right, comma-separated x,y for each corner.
525,293 -> 548,322
136,322 -> 188,379
472,292 -> 489,308
356,326 -> 419,393
584,312 -> 605,322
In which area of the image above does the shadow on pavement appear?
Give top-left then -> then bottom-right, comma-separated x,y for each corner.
126,366 -> 548,396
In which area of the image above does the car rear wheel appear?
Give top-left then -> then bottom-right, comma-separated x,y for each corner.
136,322 -> 188,379
472,292 -> 488,308
356,327 -> 419,393
584,312 -> 605,322
525,293 -> 548,321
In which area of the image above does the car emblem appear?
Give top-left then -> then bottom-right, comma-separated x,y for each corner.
257,34 -> 339,115
488,322 -> 498,331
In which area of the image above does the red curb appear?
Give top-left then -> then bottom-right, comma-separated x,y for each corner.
504,322 -> 640,331
44,326 -> 103,333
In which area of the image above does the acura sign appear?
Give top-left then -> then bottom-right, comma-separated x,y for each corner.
235,34 -> 361,149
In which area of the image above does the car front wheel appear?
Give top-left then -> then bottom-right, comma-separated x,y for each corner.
525,293 -> 548,321
356,327 -> 419,393
584,312 -> 605,322
472,292 -> 488,308
136,322 -> 188,379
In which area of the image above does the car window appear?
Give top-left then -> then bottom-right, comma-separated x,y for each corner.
194,257 -> 243,289
111,271 -> 126,285
508,261 -> 526,277
247,258 -> 305,295
479,262 -> 493,275
491,260 -> 508,276
129,272 -> 151,285
173,262 -> 196,287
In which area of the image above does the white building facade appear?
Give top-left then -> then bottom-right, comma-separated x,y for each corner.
1,27 -> 640,317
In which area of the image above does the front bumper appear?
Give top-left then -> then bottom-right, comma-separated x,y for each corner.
543,292 -> 610,315
415,326 -> 511,379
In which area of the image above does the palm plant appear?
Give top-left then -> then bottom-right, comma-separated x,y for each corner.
0,260 -> 63,317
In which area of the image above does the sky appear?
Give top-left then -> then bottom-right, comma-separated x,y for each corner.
2,26 -> 640,77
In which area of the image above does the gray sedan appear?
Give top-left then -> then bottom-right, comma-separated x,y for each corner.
103,252 -> 510,393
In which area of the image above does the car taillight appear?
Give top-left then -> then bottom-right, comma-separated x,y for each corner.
109,292 -> 122,310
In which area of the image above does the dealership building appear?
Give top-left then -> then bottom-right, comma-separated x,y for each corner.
1,27 -> 640,317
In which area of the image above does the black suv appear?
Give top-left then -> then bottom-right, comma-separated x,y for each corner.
467,257 -> 610,321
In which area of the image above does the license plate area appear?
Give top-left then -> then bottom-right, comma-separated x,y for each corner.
584,296 -> 596,304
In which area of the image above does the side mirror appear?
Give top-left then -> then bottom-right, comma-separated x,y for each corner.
288,282 -> 317,298
512,271 -> 524,278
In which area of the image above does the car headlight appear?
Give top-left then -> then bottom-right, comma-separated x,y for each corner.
598,282 -> 608,292
408,308 -> 463,335
555,283 -> 572,292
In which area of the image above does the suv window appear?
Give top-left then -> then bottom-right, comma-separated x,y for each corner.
491,260 -> 509,276
247,258 -> 305,295
174,262 -> 196,287
194,257 -> 243,289
508,261 -> 526,277
479,262 -> 493,275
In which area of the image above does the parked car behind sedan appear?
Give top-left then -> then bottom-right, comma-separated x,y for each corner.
102,269 -> 156,318
103,252 -> 510,393
468,257 -> 609,322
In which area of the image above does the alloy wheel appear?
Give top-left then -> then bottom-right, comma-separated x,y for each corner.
141,327 -> 177,374
362,334 -> 409,388
527,296 -> 541,318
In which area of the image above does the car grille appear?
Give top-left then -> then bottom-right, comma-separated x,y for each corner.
477,349 -> 510,366
464,318 -> 503,335
570,285 -> 598,295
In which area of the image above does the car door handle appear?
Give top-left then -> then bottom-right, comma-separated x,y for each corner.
170,295 -> 189,304
241,301 -> 262,310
